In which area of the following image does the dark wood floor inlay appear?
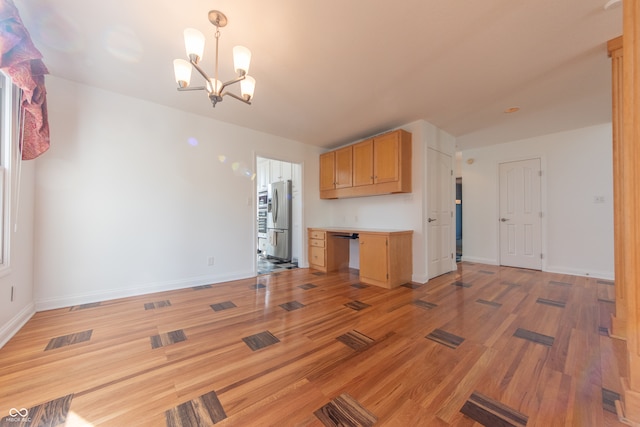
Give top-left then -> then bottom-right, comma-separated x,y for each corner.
598,279 -> 615,286
413,299 -> 438,310
336,330 -> 374,351
45,330 -> 93,351
501,281 -> 521,287
252,283 -> 267,289
479,270 -> 495,275
314,393 -> 377,427
452,281 -> 472,288
602,388 -> 621,414
242,331 -> 280,351
69,302 -> 101,311
312,271 -> 325,276
549,280 -> 572,287
165,390 -> 227,426
18,394 -> 74,427
513,328 -> 554,347
193,284 -> 212,290
344,300 -> 371,311
476,299 -> 502,308
351,283 -> 369,289
598,297 -> 615,304
460,391 -> 528,427
150,329 -> 187,349
144,300 -> 171,310
426,328 -> 465,349
599,326 -> 610,336
279,301 -> 306,311
536,298 -> 566,308
299,283 -> 317,290
210,301 -> 237,312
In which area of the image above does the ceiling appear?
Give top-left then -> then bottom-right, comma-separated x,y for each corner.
18,0 -> 622,151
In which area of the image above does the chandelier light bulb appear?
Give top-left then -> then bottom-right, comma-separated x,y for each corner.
173,59 -> 192,88
241,75 -> 256,100
184,28 -> 205,63
233,46 -> 252,76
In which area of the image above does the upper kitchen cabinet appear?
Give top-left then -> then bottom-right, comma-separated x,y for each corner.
320,146 -> 353,194
270,160 -> 292,183
320,129 -> 411,199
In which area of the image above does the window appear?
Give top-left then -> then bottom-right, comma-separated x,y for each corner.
0,72 -> 22,270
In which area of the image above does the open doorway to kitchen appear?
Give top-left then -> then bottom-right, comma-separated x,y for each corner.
256,156 -> 303,275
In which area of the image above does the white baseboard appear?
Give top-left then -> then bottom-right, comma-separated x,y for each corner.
35,270 -> 255,311
544,265 -> 614,281
460,256 -> 498,265
412,274 -> 429,284
0,302 -> 35,349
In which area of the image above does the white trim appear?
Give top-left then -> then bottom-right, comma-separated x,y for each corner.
412,273 -> 429,284
461,255 -> 499,265
35,270 -> 255,311
544,265 -> 614,281
0,302 -> 35,349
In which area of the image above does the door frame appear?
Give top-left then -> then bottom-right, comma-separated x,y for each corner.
496,155 -> 547,270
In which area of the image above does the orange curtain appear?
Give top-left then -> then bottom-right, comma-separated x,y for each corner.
0,0 -> 49,160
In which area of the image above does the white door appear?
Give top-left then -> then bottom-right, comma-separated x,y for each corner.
499,158 -> 542,270
428,149 -> 454,279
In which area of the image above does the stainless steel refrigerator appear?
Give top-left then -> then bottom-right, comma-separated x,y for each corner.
266,180 -> 292,261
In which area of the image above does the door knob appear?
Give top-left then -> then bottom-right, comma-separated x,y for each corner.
428,218 -> 437,223
500,218 -> 510,222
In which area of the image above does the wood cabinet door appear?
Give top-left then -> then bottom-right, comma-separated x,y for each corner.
319,151 -> 336,191
373,132 -> 400,184
359,234 -> 388,284
353,139 -> 374,187
335,146 -> 353,189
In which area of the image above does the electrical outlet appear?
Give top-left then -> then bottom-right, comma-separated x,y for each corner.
207,256 -> 215,266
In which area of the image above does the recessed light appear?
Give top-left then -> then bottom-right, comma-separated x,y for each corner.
504,107 -> 520,114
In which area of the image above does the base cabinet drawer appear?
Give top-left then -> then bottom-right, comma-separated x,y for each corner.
309,238 -> 325,248
309,246 -> 326,268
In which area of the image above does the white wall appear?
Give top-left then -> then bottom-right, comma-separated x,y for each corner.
33,77 -> 324,310
461,123 -> 614,279
315,120 -> 457,283
0,158 -> 36,347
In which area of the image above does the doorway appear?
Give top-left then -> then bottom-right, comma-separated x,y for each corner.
256,156 -> 302,275
498,158 -> 542,270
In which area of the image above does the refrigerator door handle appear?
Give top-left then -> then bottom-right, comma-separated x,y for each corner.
273,188 -> 279,224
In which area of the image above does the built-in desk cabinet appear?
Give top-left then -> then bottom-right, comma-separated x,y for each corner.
308,228 -> 413,288
320,129 -> 412,199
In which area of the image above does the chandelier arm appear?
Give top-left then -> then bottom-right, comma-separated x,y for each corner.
219,75 -> 246,94
223,91 -> 251,105
190,60 -> 214,92
177,86 -> 208,92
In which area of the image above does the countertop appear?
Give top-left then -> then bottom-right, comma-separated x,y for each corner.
308,227 -> 413,235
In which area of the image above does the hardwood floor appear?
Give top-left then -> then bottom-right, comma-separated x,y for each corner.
0,263 -> 628,426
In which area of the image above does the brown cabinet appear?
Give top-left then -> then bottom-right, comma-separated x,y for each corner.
308,228 -> 413,288
353,139 -> 374,187
320,129 -> 411,199
359,231 -> 413,289
319,147 -> 353,192
308,229 -> 349,272
319,152 -> 336,192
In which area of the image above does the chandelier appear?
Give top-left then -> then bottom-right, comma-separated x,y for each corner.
173,10 -> 255,107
